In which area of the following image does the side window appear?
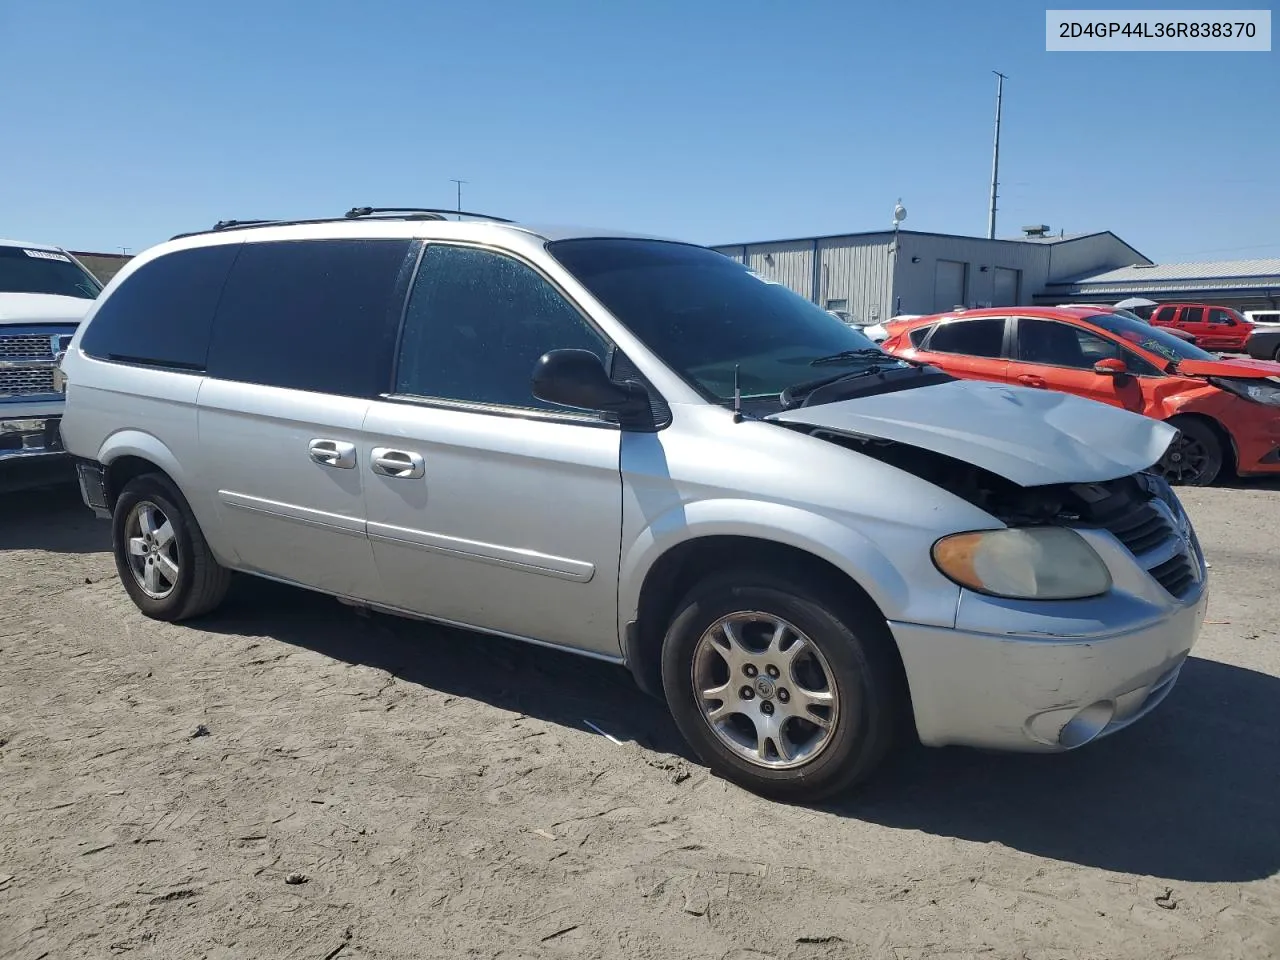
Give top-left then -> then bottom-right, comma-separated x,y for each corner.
1207,308 -> 1234,325
1152,306 -> 1175,323
1018,319 -> 1132,370
79,243 -> 239,369
1181,307 -> 1204,324
908,325 -> 933,347
206,239 -> 414,397
925,318 -> 1006,358
395,245 -> 610,412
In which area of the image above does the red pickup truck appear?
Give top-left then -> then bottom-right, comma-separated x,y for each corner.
1149,303 -> 1254,352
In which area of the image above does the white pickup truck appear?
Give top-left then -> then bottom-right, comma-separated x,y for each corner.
1,239 -> 102,490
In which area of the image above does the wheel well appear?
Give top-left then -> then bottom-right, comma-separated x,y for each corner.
104,455 -> 172,507
1167,412 -> 1237,475
628,536 -> 908,704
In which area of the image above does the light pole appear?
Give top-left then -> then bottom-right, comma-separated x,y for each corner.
988,71 -> 1006,240
891,199 -> 907,319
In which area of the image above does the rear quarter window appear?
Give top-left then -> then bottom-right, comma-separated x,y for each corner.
79,243 -> 240,369
205,238 -> 416,398
908,326 -> 933,347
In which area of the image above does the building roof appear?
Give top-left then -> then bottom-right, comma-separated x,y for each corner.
712,228 -> 1058,250
1052,257 -> 1280,286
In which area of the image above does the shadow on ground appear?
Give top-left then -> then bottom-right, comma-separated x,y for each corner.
7,485 -> 1277,883
0,482 -> 109,554
204,578 -> 1279,885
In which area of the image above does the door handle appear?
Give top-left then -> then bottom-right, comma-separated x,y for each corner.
1016,374 -> 1047,388
371,447 -> 426,480
309,438 -> 357,469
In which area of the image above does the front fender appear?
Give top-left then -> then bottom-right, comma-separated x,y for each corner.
619,497 -> 956,633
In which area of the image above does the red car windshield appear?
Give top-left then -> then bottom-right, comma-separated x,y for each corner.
1085,312 -> 1217,364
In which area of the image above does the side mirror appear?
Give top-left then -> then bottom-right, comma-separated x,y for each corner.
1094,357 -> 1127,377
531,349 -> 650,417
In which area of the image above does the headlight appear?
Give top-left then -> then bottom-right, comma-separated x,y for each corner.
1209,376 -> 1280,407
932,527 -> 1112,600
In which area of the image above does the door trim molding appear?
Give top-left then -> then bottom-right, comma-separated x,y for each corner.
219,490 -> 366,538
367,520 -> 596,583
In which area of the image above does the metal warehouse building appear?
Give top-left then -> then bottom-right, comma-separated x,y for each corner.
712,228 -> 1150,324
1041,258 -> 1280,312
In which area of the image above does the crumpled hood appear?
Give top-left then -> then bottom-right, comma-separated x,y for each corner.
0,293 -> 93,325
1174,356 -> 1280,379
769,379 -> 1177,487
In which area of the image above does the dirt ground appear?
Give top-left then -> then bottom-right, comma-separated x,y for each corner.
1,480 -> 1277,960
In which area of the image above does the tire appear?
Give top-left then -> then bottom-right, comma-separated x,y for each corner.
111,473 -> 231,621
1273,345 -> 1280,364
660,568 -> 903,801
1155,417 -> 1223,487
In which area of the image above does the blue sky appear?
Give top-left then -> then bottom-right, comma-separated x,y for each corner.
2,1 -> 1276,263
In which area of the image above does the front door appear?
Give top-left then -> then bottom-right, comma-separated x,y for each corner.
1010,318 -> 1150,413
361,243 -> 624,657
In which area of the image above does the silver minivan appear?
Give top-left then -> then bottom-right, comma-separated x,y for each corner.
58,210 -> 1208,799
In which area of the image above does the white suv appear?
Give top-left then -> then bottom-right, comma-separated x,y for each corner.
0,239 -> 101,487
58,209 -> 1208,799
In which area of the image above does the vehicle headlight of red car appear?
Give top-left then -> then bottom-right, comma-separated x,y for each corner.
1209,377 -> 1280,407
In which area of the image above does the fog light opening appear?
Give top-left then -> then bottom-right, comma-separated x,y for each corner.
1058,700 -> 1116,748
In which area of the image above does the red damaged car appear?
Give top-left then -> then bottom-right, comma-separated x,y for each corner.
880,306 -> 1280,486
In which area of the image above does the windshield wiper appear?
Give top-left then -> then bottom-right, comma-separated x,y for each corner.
809,348 -> 887,366
780,365 -> 891,407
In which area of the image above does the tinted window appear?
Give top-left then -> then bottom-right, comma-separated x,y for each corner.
207,239 -> 413,397
926,318 -> 1006,358
1017,318 -> 1157,374
80,243 -> 239,369
546,238 -> 899,402
1207,308 -> 1235,325
395,244 -> 609,411
0,245 -> 102,299
1181,307 -> 1204,324
1152,306 -> 1175,323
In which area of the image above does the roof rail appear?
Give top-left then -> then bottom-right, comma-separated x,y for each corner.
344,206 -> 514,223
169,207 -> 516,241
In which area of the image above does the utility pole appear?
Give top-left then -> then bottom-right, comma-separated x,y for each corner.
987,71 -> 1006,240
449,179 -> 467,220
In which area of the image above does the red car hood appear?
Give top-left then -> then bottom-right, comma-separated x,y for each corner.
1176,357 -> 1280,379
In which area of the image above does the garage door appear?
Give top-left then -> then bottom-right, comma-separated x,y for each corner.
992,267 -> 1020,305
934,260 -> 968,311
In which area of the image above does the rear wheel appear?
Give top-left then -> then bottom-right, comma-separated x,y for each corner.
112,474 -> 231,621
1155,417 -> 1223,487
660,569 -> 902,801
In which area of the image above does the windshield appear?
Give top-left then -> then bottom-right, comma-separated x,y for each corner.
0,245 -> 102,299
1085,311 -> 1217,364
547,238 -> 899,401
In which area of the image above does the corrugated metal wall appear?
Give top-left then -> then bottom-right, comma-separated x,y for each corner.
816,236 -> 893,323
743,241 -> 814,297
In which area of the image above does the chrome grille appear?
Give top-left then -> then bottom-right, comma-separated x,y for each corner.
0,367 -> 57,397
0,335 -> 56,360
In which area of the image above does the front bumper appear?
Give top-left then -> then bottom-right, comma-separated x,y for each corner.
1226,406 -> 1280,475
890,584 -> 1209,752
0,415 -> 67,462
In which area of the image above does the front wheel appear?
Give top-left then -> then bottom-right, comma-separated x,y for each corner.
1155,417 -> 1223,487
660,570 -> 903,801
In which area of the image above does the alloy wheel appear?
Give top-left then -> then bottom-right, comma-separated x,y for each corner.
124,500 -> 181,599
1156,432 -> 1211,484
691,612 -> 839,769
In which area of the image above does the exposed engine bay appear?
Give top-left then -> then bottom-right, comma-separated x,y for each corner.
804,428 -> 1170,529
